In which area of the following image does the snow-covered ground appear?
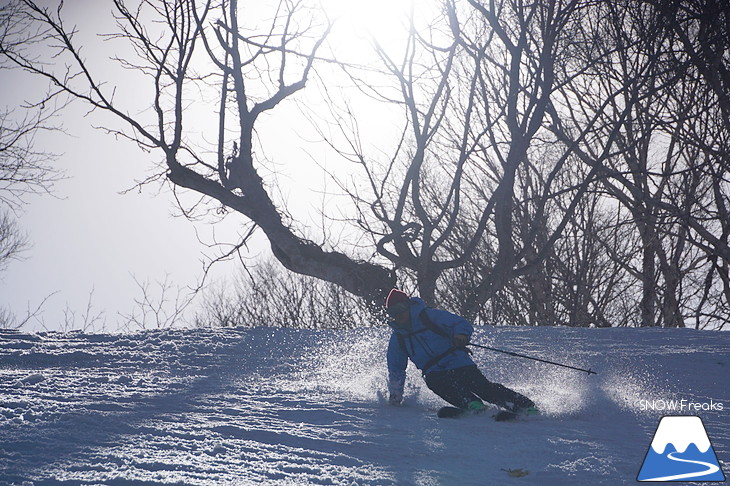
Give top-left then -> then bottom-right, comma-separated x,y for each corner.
0,325 -> 727,485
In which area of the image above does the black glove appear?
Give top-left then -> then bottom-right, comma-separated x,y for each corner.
453,334 -> 469,347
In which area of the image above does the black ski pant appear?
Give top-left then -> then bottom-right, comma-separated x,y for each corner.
424,365 -> 534,411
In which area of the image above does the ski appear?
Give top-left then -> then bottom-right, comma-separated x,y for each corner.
494,410 -> 519,421
437,406 -> 471,418
437,406 -> 536,421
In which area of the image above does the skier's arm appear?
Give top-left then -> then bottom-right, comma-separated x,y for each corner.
386,333 -> 408,405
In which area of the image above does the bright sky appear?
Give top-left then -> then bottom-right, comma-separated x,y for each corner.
1,0 -> 441,332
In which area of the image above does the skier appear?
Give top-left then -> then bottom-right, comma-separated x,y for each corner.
385,288 -> 537,416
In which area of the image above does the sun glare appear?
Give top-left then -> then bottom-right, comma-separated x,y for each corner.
318,0 -> 435,56
321,0 -> 409,34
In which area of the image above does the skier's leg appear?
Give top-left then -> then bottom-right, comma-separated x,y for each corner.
424,369 -> 480,409
461,366 -> 535,411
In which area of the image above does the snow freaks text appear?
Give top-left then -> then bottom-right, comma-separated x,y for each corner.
638,399 -> 724,412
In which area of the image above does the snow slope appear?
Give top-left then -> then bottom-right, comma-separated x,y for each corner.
0,325 -> 728,485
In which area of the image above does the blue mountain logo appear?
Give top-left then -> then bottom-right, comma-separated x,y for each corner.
638,415 -> 726,482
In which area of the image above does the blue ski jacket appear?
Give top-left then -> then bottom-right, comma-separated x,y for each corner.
387,297 -> 475,398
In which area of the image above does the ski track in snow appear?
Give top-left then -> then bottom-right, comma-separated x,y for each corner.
0,326 -> 728,485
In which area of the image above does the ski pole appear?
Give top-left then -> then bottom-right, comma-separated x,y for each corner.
468,343 -> 597,375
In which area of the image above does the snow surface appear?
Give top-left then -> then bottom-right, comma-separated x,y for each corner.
1,325 -> 728,485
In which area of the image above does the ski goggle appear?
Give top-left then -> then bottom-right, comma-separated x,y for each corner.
386,303 -> 410,317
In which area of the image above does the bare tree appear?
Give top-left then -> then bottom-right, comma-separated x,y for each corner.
0,209 -> 26,272
1,2 -> 63,328
2,0 -> 728,329
119,275 -> 192,330
542,0 -> 730,328
4,0 -> 601,318
657,0 -> 730,329
195,258 -> 372,328
0,105 -> 57,280
1,0 -> 62,205
0,0 -> 395,305
326,0 -> 622,320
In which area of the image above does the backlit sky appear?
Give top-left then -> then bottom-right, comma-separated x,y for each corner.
1,0 -> 440,331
